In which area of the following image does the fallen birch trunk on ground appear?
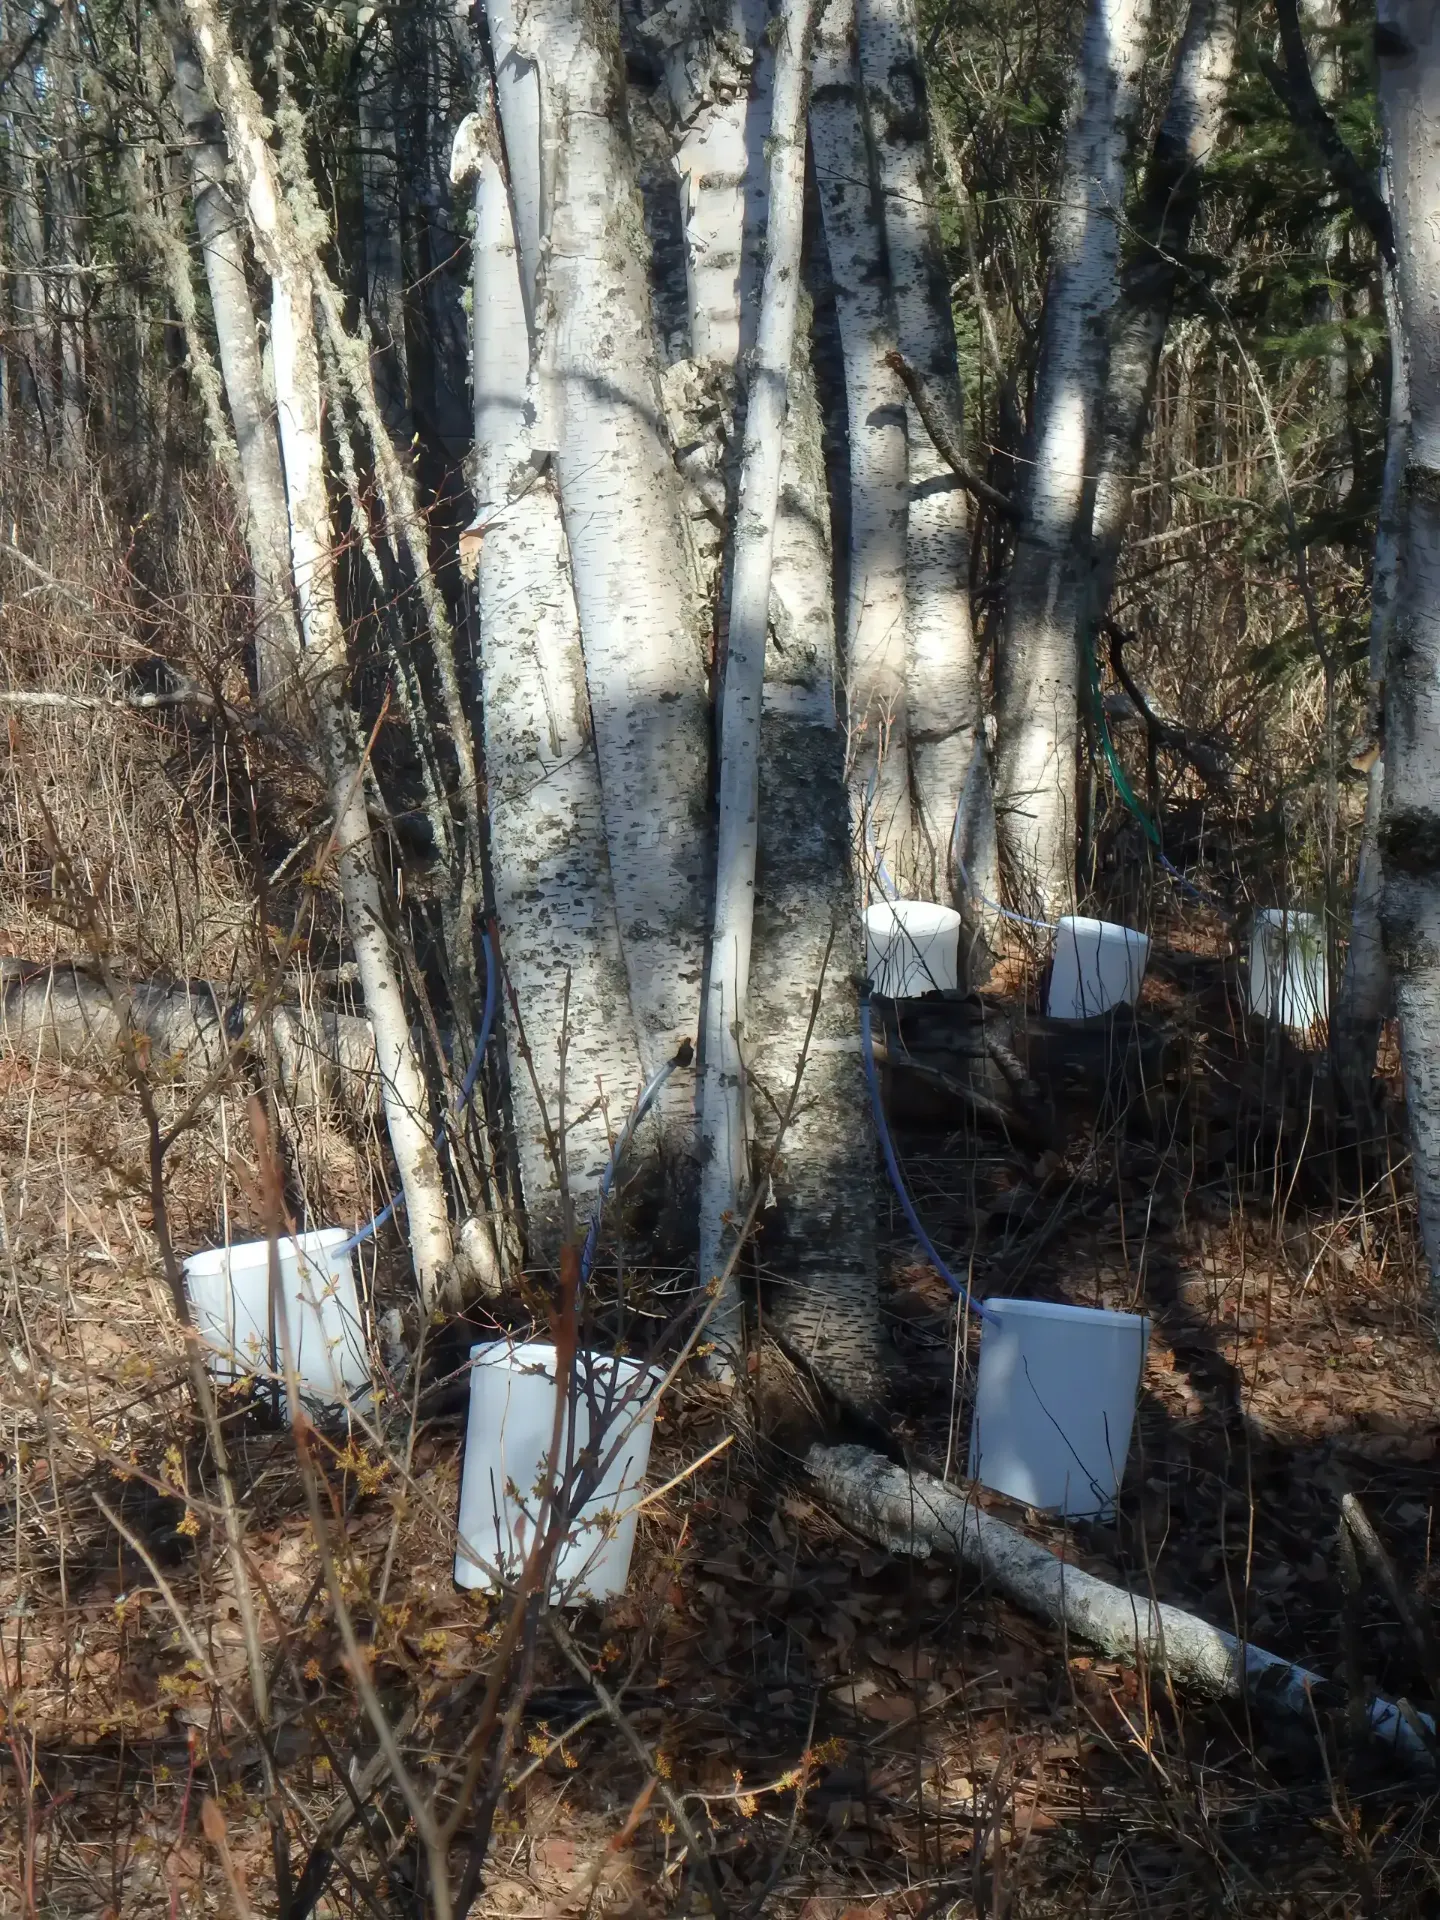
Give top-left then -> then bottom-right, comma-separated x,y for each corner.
808,1443 -> 1435,1769
0,959 -> 377,1112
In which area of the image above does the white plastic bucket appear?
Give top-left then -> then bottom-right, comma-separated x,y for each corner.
968,1298 -> 1149,1519
1249,908 -> 1327,1032
1045,915 -> 1150,1020
455,1342 -> 662,1600
865,900 -> 961,997
182,1228 -> 369,1404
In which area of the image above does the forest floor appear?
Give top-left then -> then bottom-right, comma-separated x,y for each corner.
4,906 -> 1440,1918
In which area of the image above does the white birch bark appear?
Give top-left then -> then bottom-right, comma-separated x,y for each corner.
640,0 -> 769,370
637,0 -> 881,1399
486,0 -> 711,1188
1376,3 -> 1440,1304
807,1443 -> 1434,1766
168,27 -> 302,702
1336,225 -> 1408,1108
467,119 -> 644,1259
696,0 -> 814,1354
994,0 -> 1155,921
749,330 -> 885,1410
182,0 -> 457,1307
810,0 -> 912,895
854,0 -> 996,949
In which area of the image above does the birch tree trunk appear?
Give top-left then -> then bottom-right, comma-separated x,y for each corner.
466,109 -> 643,1261
748,320 -> 884,1411
181,0 -> 457,1308
1336,227 -> 1408,1111
168,26 -> 302,702
634,0 -> 881,1400
695,0 -> 815,1353
1377,3 -> 1440,1306
993,0 -> 1155,921
810,0 -> 912,896
854,0 -> 996,953
485,0 -> 711,1217
642,0 -> 769,373
1085,0 -> 1238,625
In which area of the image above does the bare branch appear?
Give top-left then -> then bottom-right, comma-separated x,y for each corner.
884,350 -> 1017,518
1261,0 -> 1395,267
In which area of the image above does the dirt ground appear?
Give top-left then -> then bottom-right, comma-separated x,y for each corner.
4,920 -> 1440,1918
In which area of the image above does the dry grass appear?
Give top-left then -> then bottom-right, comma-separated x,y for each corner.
2,468 -> 1437,1919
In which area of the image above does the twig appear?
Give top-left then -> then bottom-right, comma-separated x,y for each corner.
549,1612 -> 731,1920
1103,619 -> 1233,791
1259,0 -> 1395,268
1341,1492 -> 1440,1718
247,1094 -> 455,1920
884,351 -> 1017,519
201,1798 -> 257,1920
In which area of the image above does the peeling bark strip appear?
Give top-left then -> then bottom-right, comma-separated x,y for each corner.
1378,3 -> 1440,1303
467,96 -> 642,1261
808,1444 -> 1434,1767
854,0 -> 996,941
486,0 -> 710,1187
178,0 -> 456,1307
994,0 -> 1155,921
809,0 -> 911,892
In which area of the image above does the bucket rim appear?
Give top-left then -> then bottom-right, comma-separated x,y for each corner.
982,1296 -> 1149,1333
1053,915 -> 1150,946
466,1339 -> 664,1393
863,900 -> 962,934
1251,906 -> 1321,929
182,1225 -> 352,1275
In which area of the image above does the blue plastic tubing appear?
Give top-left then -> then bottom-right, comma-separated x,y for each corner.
860,994 -> 985,1318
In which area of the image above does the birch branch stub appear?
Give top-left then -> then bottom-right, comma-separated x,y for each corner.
806,1442 -> 1435,1769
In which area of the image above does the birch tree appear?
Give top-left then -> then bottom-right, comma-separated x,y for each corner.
694,0 -> 812,1354
482,0 -> 712,1222
993,0 -> 1155,920
463,84 -> 644,1259
1375,1 -> 1440,1303
810,0 -> 912,893
630,0 -> 882,1398
178,0 -> 458,1307
854,0 -> 997,942
11,55 -> 55,451
167,26 -> 302,702
357,9 -> 413,450
1336,230 -> 1408,1111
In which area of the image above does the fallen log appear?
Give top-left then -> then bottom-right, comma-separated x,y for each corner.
807,1442 -> 1435,1769
0,959 -> 377,1112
